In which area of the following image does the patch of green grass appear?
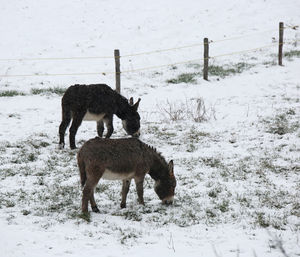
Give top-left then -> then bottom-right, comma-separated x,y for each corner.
27,153 -> 37,162
263,60 -> 277,67
284,50 -> 300,60
33,183 -> 80,217
230,157 -> 253,180
146,125 -> 178,142
208,62 -> 254,78
167,72 -> 200,84
167,61 -> 254,84
200,157 -> 224,168
206,208 -> 217,218
267,114 -> 289,135
291,202 -> 300,217
5,200 -> 16,208
186,143 -> 196,152
0,168 -> 18,178
31,87 -> 66,96
286,108 -> 296,115
208,190 -> 218,198
11,147 -> 40,164
95,183 -> 110,193
217,199 -> 230,213
30,140 -> 50,149
255,212 -> 270,228
22,210 -> 31,216
208,187 -> 222,198
113,210 -> 143,222
187,127 -> 210,141
78,212 -> 91,223
119,227 -> 141,245
264,111 -> 299,135
259,157 -> 281,174
236,195 -> 251,207
0,90 -> 25,97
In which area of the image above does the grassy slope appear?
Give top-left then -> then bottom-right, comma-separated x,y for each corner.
0,57 -> 299,256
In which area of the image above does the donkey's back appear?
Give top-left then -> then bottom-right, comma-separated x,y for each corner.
77,137 -> 149,180
62,84 -> 119,113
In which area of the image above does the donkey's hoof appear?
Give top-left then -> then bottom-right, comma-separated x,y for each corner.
58,143 -> 65,149
120,203 -> 126,209
92,206 -> 100,213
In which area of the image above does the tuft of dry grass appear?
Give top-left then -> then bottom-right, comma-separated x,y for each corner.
157,97 -> 216,122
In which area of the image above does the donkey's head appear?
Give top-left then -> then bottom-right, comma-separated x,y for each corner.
154,160 -> 176,205
122,97 -> 141,137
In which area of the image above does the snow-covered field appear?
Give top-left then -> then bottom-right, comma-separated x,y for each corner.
0,0 -> 300,256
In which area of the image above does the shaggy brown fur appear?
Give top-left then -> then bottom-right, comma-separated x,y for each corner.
77,137 -> 176,213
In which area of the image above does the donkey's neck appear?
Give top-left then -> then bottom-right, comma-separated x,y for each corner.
115,95 -> 131,120
148,149 -> 169,181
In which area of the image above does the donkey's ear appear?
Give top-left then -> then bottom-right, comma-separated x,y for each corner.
129,97 -> 134,105
168,160 -> 174,175
133,98 -> 141,111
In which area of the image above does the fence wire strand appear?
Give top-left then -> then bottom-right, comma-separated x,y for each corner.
0,55 -> 114,62
0,42 -> 282,78
0,25 -> 298,78
121,43 -> 278,74
0,25 -> 297,62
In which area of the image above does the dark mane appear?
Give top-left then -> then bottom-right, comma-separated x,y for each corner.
141,142 -> 169,180
147,144 -> 168,167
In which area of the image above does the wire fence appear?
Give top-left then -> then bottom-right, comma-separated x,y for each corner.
0,24 -> 298,78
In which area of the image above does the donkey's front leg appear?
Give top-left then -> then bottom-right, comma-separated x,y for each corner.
134,177 -> 145,206
121,179 -> 131,208
104,115 -> 114,138
96,120 -> 104,137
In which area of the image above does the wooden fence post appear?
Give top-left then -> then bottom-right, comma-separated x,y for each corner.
203,38 -> 209,80
278,22 -> 284,66
114,49 -> 121,93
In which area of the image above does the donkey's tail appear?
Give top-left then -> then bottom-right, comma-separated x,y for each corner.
58,103 -> 72,148
77,152 -> 87,187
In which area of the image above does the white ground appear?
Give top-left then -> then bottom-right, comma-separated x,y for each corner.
0,0 -> 300,256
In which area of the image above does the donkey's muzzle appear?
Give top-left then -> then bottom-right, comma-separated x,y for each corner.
132,130 -> 140,138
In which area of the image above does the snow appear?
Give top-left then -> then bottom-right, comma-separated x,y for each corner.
0,0 -> 300,256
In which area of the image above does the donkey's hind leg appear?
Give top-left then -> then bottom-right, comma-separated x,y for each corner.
59,104 -> 72,148
69,111 -> 85,149
82,171 -> 102,213
121,179 -> 131,208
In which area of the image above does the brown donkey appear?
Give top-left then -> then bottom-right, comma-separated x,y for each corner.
77,137 -> 176,214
